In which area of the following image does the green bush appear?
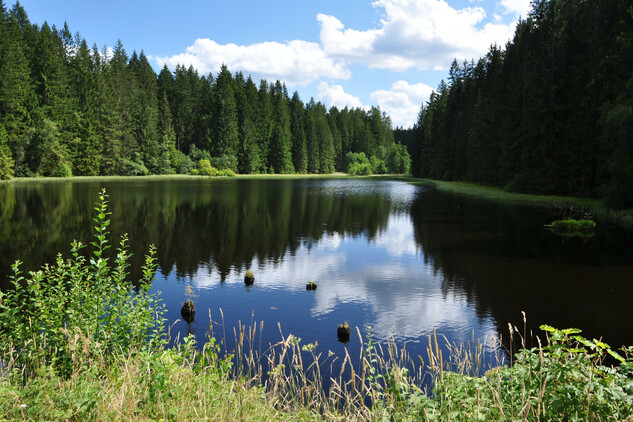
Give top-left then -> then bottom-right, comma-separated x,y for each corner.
48,161 -> 73,177
173,150 -> 194,174
386,144 -> 411,174
0,189 -> 165,376
210,154 -> 238,173
348,161 -> 373,175
370,156 -> 387,174
118,155 -> 149,176
346,152 -> 373,175
195,159 -> 219,176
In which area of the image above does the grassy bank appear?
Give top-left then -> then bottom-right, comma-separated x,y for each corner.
1,189 -> 632,421
3,172 -> 633,229
396,177 -> 633,229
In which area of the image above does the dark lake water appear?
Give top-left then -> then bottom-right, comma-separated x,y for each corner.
1,177 -> 633,374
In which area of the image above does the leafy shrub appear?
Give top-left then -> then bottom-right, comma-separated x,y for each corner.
195,159 -> 219,176
218,168 -> 236,177
48,161 -> 73,177
346,152 -> 373,175
189,144 -> 211,162
173,150 -> 194,174
348,161 -> 373,175
386,144 -> 411,174
210,154 -> 238,173
118,154 -> 149,176
0,189 -> 165,376
370,156 -> 388,174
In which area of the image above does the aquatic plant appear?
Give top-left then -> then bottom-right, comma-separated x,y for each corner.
244,269 -> 255,285
549,218 -> 596,231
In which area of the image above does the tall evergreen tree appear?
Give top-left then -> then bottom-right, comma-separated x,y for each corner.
289,91 -> 307,173
268,81 -> 293,173
211,65 -> 238,162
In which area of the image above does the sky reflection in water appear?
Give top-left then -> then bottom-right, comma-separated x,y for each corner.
152,181 -> 499,367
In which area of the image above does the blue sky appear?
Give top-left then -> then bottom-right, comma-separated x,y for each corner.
15,0 -> 532,128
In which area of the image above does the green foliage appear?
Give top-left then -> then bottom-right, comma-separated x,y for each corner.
117,156 -> 149,176
195,159 -> 218,176
209,154 -> 238,172
0,3 -> 406,179
0,189 -> 165,376
410,0 -> 633,208
346,152 -> 373,175
369,155 -> 387,174
192,159 -> 235,177
550,218 -> 596,231
386,143 -> 411,174
172,150 -> 194,174
0,123 -> 14,180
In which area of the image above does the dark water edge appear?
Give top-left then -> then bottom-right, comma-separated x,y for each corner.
1,177 -> 632,377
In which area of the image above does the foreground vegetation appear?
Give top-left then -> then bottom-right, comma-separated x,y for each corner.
1,191 -> 632,421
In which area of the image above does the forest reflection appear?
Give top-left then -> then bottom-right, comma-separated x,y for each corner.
2,179 -> 632,350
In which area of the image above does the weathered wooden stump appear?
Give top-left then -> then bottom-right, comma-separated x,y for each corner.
337,322 -> 351,343
181,299 -> 196,323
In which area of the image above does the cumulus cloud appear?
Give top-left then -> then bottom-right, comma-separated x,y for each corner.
154,38 -> 350,86
499,0 -> 532,17
317,82 -> 365,110
318,0 -> 517,71
370,80 -> 434,128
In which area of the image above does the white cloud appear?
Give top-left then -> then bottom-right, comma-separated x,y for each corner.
318,0 -> 517,71
317,82 -> 365,110
370,80 -> 434,127
499,0 -> 532,17
154,38 -> 350,86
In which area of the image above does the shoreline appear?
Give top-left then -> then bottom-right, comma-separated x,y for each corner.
4,173 -> 632,228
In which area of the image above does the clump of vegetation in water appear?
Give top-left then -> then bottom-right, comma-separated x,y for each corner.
549,218 -> 596,231
337,321 -> 351,343
546,217 -> 596,238
306,281 -> 317,291
244,269 -> 255,285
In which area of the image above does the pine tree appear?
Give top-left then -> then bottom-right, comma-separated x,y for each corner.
235,75 -> 261,174
0,122 -> 14,179
268,81 -> 293,173
0,2 -> 33,175
211,65 -> 238,162
129,51 -> 162,173
289,91 -> 307,173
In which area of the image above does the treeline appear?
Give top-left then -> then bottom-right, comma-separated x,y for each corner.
405,0 -> 633,208
0,1 -> 409,180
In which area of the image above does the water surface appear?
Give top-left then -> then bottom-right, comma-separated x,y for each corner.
1,178 -> 632,372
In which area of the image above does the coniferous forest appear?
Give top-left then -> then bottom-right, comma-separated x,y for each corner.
2,0 -> 633,211
0,1 -> 409,181
397,0 -> 633,209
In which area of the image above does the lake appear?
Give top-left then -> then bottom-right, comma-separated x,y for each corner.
1,177 -> 632,375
